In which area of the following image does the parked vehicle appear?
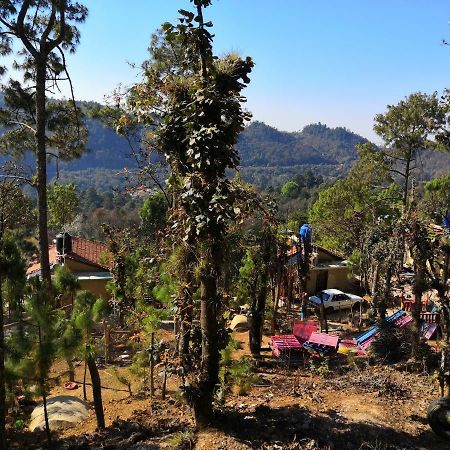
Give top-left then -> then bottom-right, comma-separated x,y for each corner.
309,288 -> 363,312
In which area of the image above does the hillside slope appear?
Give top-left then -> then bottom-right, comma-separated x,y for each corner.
1,94 -> 448,190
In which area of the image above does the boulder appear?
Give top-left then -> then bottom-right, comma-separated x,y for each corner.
29,395 -> 90,432
230,314 -> 249,331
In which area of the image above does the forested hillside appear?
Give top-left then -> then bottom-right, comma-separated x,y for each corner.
2,95 -> 449,191
59,118 -> 369,189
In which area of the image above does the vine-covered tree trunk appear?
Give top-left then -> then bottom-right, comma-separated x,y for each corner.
194,248 -> 220,427
178,249 -> 195,363
87,354 -> 105,429
35,61 -> 51,285
0,275 -> 6,450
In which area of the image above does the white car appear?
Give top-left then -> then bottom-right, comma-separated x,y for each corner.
309,289 -> 363,312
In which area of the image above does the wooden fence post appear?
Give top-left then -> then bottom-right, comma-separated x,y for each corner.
150,332 -> 155,398
103,321 -> 110,365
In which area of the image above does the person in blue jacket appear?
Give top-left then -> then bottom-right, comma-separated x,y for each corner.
299,223 -> 312,244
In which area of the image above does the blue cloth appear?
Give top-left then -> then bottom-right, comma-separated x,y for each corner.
299,224 -> 312,243
443,214 -> 450,229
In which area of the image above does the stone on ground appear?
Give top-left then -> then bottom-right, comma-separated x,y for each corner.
230,314 -> 249,331
29,395 -> 90,431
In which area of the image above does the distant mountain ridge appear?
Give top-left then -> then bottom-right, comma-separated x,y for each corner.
60,120 -> 366,172
239,121 -> 365,166
1,95 -> 448,191
57,120 -> 368,190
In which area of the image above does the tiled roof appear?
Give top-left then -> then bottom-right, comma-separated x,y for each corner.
27,237 -> 111,276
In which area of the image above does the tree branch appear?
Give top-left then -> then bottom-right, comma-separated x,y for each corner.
56,44 -> 81,143
15,0 -> 39,59
46,1 -> 66,52
40,1 -> 57,49
7,120 -> 37,134
389,168 -> 407,178
0,174 -> 34,186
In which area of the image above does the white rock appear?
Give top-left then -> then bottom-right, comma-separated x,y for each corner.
29,395 -> 90,432
230,314 -> 249,331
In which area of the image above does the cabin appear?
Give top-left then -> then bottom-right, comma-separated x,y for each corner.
26,233 -> 112,300
287,244 -> 352,294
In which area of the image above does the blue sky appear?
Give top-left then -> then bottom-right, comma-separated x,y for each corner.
56,1 -> 450,140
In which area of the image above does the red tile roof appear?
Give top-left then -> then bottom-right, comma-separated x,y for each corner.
27,237 -> 111,276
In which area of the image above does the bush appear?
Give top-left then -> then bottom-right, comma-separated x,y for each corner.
229,357 -> 259,395
308,358 -> 333,378
369,322 -> 435,370
166,430 -> 195,449
369,322 -> 405,364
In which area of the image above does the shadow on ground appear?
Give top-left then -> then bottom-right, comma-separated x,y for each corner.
213,404 -> 446,449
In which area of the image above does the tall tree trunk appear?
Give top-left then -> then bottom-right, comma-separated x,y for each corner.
249,272 -> 268,356
371,263 -> 380,298
379,265 -> 392,320
37,325 -> 51,447
150,332 -> 155,398
178,250 -> 194,364
437,252 -> 450,395
411,261 -> 425,359
402,148 -> 412,210
193,247 -> 220,428
35,61 -> 51,285
87,354 -> 105,429
271,256 -> 284,335
0,275 -> 6,450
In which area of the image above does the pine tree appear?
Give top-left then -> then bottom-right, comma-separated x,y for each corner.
0,1 -> 88,284
0,180 -> 30,449
71,290 -> 107,429
0,236 -> 25,450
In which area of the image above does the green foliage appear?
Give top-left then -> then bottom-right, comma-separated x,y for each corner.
6,281 -> 66,402
280,181 -> 299,199
0,234 -> 26,283
228,356 -> 259,396
0,181 -> 35,237
423,173 -> 450,222
219,337 -> 241,366
374,92 -> 446,152
139,191 -> 168,234
218,340 -> 257,400
166,430 -> 196,450
308,358 -> 333,378
153,267 -> 177,309
0,85 -> 88,162
13,419 -> 25,431
72,291 -> 107,339
235,250 -> 256,306
108,367 -> 132,396
48,182 -> 79,231
374,91 -> 449,207
368,319 -> 434,369
309,143 -> 400,255
103,226 -> 140,321
53,264 -> 80,301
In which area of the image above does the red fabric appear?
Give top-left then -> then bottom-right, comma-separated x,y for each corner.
292,320 -> 318,343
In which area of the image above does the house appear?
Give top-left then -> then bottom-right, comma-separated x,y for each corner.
286,235 -> 352,295
27,233 -> 112,300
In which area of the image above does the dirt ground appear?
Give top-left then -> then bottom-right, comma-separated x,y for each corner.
7,328 -> 449,450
